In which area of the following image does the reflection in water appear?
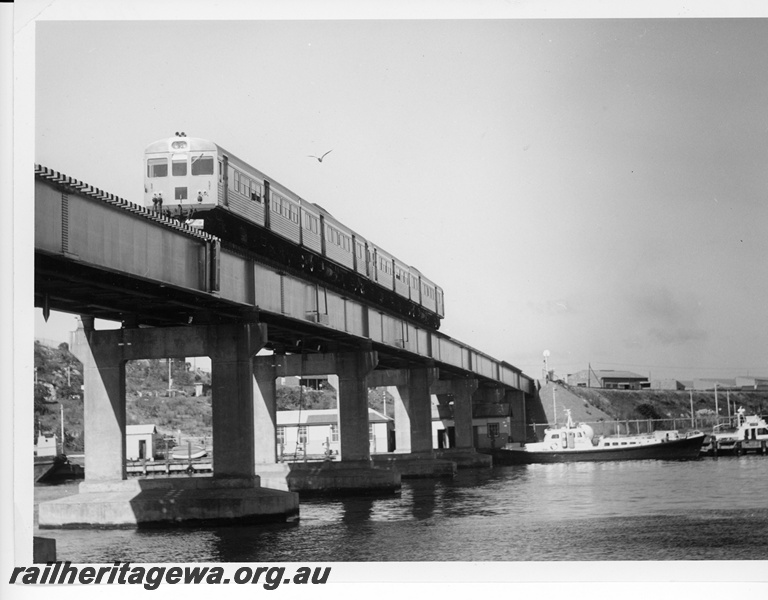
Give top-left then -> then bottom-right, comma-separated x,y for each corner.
40,456 -> 768,562
340,496 -> 377,524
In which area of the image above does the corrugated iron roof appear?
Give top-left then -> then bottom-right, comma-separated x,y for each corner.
277,408 -> 390,425
126,424 -> 157,435
595,370 -> 646,380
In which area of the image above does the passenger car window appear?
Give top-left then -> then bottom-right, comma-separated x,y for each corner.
172,159 -> 187,176
191,155 -> 214,175
147,158 -> 168,178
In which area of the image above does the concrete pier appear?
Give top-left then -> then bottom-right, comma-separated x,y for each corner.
39,477 -> 298,528
251,351 -> 401,494
366,368 -> 459,478
37,320 -> 299,528
286,461 -> 400,495
372,452 -> 457,478
434,448 -> 493,468
33,537 -> 57,563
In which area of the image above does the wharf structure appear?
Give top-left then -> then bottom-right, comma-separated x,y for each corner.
34,166 -> 536,528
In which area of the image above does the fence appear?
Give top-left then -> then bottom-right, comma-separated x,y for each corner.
529,415 -> 755,441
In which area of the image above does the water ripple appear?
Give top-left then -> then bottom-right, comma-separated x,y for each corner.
39,455 -> 768,562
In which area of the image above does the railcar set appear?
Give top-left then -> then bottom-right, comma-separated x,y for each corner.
144,133 -> 444,329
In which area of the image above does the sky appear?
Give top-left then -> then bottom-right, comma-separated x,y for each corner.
23,3 -> 768,384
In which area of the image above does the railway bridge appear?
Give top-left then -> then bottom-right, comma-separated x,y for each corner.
34,165 -> 535,528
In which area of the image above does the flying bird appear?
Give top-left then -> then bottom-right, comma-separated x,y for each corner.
308,149 -> 333,163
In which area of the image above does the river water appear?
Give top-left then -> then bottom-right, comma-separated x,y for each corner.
37,455 -> 768,563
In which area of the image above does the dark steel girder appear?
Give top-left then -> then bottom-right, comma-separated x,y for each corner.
35,251 -> 438,373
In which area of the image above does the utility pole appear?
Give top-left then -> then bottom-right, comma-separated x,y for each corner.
60,403 -> 65,455
714,383 -> 719,427
690,390 -> 694,428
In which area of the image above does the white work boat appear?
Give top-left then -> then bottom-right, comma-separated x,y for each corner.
703,408 -> 768,455
486,409 -> 706,465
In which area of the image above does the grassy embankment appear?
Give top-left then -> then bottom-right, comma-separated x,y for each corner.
535,381 -> 767,436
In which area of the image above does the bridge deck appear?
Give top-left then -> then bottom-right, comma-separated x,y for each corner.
35,165 -> 532,394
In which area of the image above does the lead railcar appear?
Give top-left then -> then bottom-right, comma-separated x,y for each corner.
144,133 -> 444,329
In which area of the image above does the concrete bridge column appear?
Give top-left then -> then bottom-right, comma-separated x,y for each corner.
251,356 -> 280,465
247,354 -> 291,491
207,323 -> 268,478
71,316 -> 126,481
336,351 -> 378,462
373,369 -> 456,477
432,378 -> 491,468
452,378 -> 478,451
254,350 -> 400,495
394,368 -> 436,455
505,389 -> 527,444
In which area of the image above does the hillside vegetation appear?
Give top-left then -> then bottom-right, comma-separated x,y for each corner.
538,381 -> 768,429
33,341 -> 393,452
570,385 -> 767,421
34,341 -> 85,452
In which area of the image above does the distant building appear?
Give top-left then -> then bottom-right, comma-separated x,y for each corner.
650,379 -> 685,391
692,378 -> 737,391
277,375 -> 332,391
735,376 -> 768,390
567,369 -> 649,390
126,424 -> 161,461
276,408 -> 392,459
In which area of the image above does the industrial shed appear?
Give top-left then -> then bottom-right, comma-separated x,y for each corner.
567,369 -> 649,390
276,408 -> 392,459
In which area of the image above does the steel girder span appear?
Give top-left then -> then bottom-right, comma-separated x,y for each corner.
34,165 -> 533,395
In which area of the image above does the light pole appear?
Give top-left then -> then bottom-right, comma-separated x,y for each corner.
543,350 -> 550,383
552,386 -> 557,426
56,402 -> 65,455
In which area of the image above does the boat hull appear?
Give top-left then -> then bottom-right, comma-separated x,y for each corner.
485,434 -> 707,465
171,446 -> 207,460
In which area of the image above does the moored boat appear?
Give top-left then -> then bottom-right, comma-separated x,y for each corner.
701,408 -> 768,456
171,444 -> 207,460
485,410 -> 706,465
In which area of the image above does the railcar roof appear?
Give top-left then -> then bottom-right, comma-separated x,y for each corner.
145,137 -> 219,153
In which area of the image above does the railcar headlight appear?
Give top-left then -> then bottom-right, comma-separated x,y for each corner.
172,141 -> 188,150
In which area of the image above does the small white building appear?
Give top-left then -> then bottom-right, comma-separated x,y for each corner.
35,433 -> 58,457
126,424 -> 161,461
276,408 -> 392,460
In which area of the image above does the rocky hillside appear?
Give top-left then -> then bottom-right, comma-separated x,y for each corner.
34,340 -> 392,451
